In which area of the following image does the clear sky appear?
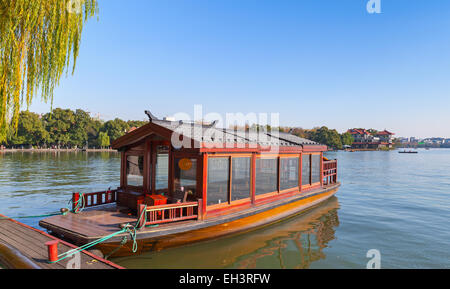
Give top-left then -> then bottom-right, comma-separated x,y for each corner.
29,0 -> 450,138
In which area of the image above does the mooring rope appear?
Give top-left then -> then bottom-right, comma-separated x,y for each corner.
0,192 -> 149,262
48,205 -> 148,263
70,193 -> 85,214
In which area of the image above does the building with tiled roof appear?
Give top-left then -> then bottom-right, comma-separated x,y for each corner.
347,128 -> 395,150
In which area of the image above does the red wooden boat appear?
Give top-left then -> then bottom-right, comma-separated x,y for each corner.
40,111 -> 340,257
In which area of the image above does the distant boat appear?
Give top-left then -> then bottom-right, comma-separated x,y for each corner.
399,150 -> 418,154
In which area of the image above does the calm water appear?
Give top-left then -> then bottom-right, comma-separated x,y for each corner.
0,150 -> 449,269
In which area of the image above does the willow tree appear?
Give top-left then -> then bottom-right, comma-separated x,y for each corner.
0,0 -> 98,142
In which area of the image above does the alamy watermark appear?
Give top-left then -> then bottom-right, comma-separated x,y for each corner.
168,105 -> 280,153
367,0 -> 382,14
366,249 -> 381,269
66,252 -> 81,269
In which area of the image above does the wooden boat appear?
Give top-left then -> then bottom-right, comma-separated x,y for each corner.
40,111 -> 340,257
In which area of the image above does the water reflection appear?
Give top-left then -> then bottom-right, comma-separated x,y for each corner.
113,197 -> 340,269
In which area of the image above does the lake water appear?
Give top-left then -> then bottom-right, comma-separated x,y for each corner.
0,150 -> 449,269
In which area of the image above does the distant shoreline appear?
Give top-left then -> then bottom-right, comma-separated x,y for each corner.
0,148 -> 118,153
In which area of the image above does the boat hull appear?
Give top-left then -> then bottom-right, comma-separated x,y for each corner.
97,185 -> 340,257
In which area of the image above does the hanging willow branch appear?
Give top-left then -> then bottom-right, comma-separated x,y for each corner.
0,0 -> 98,142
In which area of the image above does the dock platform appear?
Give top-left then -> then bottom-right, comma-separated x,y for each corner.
0,214 -> 124,269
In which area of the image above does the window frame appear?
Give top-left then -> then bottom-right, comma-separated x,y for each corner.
124,151 -> 146,192
279,156 -> 300,194
254,154 -> 280,200
206,154 -> 253,210
301,152 -> 322,190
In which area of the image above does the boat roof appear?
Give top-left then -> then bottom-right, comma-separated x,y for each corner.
112,113 -> 326,152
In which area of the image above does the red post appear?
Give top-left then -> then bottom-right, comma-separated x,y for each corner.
197,199 -> 203,220
72,192 -> 80,211
138,204 -> 146,228
45,240 -> 59,262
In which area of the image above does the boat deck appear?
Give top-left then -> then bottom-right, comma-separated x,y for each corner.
40,203 -> 199,244
0,214 -> 123,269
40,184 -> 340,250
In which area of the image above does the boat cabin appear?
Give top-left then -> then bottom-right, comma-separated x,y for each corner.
110,112 -> 337,221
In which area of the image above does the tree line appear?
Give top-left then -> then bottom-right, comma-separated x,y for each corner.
245,124 -> 353,150
2,108 -> 354,150
1,108 -> 147,149
281,126 -> 353,150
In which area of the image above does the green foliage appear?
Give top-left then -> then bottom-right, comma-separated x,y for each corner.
101,118 -> 130,142
42,108 -> 75,146
3,108 -> 144,148
127,120 -> 148,129
283,126 -> 353,150
341,132 -> 353,146
0,0 -> 98,142
97,131 -> 110,148
8,111 -> 49,146
309,126 -> 343,150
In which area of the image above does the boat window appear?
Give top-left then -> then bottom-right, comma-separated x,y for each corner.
174,158 -> 197,201
280,157 -> 299,191
255,158 -> 278,195
207,157 -> 229,206
155,146 -> 169,190
126,155 -> 144,187
231,157 -> 251,201
302,154 -> 311,186
311,154 -> 321,184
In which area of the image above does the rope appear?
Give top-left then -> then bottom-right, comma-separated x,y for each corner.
1,192 -> 148,263
104,236 -> 128,260
48,205 -> 148,263
48,227 -> 129,264
70,193 -> 85,214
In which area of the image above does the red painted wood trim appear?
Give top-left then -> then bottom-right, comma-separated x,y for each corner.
320,152 -> 324,187
228,157 -> 232,204
299,153 -> 303,193
202,153 -> 208,216
151,143 -> 156,193
251,153 -> 256,204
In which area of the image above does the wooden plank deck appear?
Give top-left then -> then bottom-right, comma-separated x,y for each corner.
0,214 -> 124,269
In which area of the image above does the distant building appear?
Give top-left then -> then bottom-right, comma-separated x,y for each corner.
348,129 -> 395,150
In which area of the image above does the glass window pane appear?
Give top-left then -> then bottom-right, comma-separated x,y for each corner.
255,158 -> 278,195
280,158 -> 299,191
302,154 -> 311,186
231,157 -> 251,201
311,154 -> 321,184
173,158 -> 197,202
155,146 -> 168,190
207,157 -> 229,206
127,155 -> 144,187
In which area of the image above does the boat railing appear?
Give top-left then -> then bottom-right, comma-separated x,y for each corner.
323,159 -> 338,185
72,190 -> 117,210
137,199 -> 203,227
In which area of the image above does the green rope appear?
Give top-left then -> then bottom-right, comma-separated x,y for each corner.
0,211 -> 68,220
49,227 -> 129,264
70,193 -> 85,214
104,236 -> 128,260
49,206 -> 148,263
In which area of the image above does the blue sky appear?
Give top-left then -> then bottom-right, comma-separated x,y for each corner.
29,0 -> 450,138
